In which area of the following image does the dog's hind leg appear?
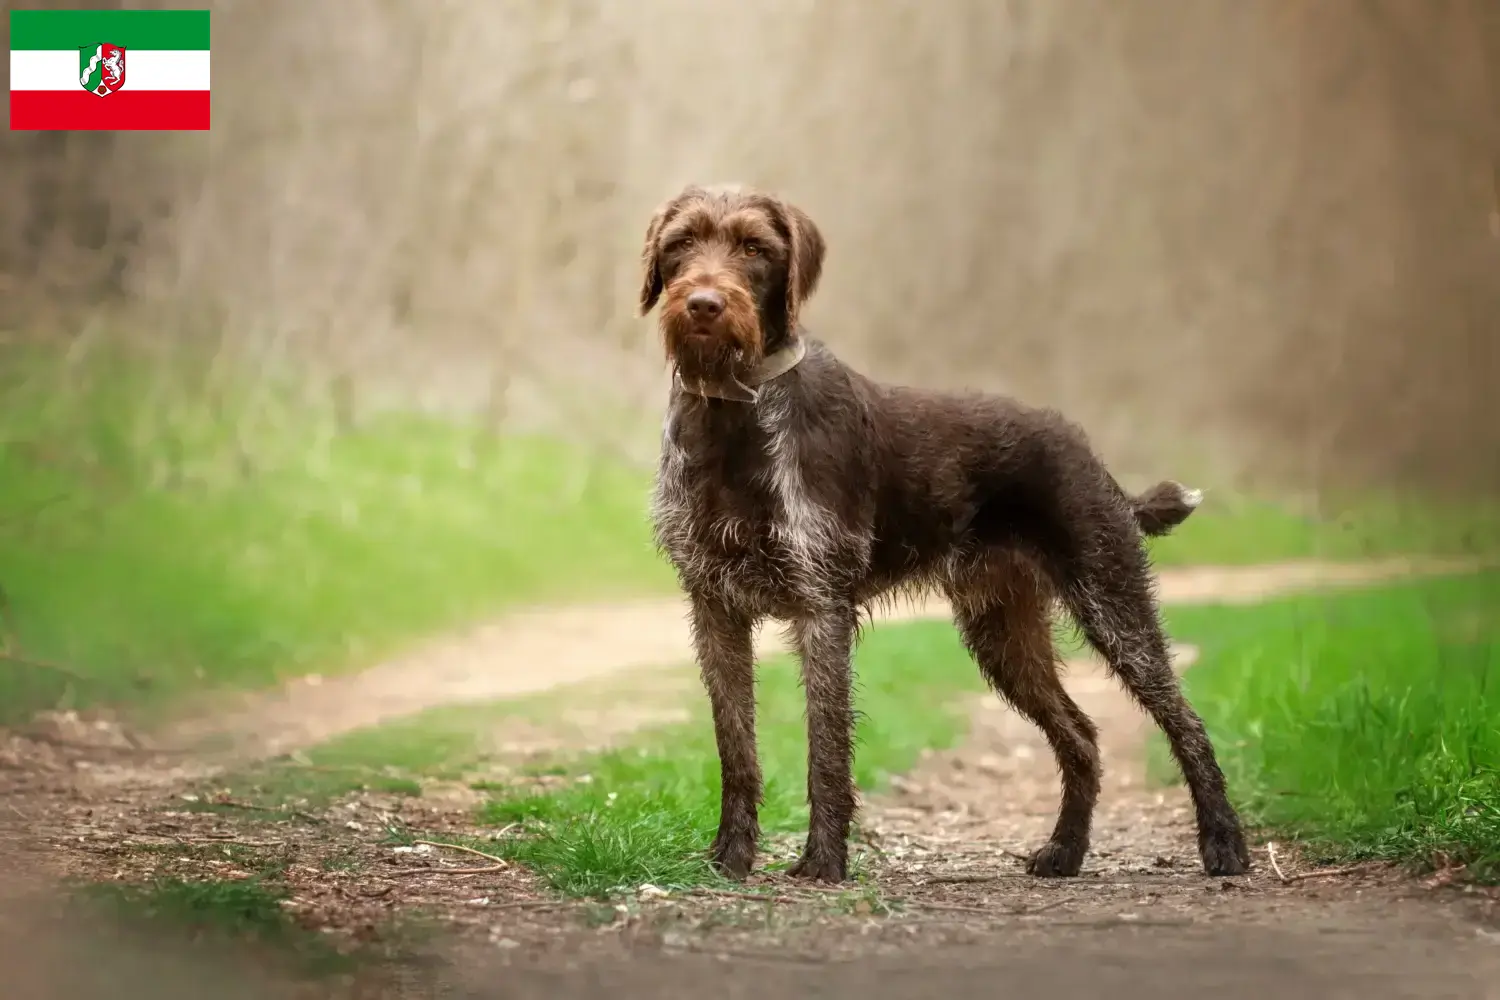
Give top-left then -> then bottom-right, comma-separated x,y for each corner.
1054,528 -> 1250,876
949,568 -> 1101,877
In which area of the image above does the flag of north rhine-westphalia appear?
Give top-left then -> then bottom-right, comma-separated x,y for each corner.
9,9 -> 210,130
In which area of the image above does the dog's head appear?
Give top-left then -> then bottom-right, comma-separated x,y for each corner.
637,184 -> 825,385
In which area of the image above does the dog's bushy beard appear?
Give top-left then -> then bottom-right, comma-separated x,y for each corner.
660,283 -> 764,390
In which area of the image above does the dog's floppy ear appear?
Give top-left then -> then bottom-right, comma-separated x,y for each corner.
637,189 -> 699,318
636,201 -> 670,318
771,198 -> 826,332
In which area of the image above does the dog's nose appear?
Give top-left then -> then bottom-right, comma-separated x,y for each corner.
686,289 -> 725,321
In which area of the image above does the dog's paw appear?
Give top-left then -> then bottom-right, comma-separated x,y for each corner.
1200,827 -> 1251,877
710,831 -> 758,881
1025,839 -> 1087,878
787,849 -> 847,884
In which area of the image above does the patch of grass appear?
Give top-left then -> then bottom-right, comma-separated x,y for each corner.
0,344 -> 672,724
306,698 -> 537,779
1153,569 -> 1500,880
2,340 -> 1493,728
79,875 -> 354,976
226,763 -> 427,808
220,682 -> 582,806
475,619 -> 986,897
86,876 -> 292,937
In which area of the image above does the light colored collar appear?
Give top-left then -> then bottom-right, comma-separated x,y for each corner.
674,337 -> 807,403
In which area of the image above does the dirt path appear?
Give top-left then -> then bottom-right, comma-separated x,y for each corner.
3,555 -> 1498,998
11,641 -> 1498,998
422,639 -> 1499,997
160,555 -> 1479,762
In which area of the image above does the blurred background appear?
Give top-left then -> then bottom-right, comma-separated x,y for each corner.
7,0 -> 1499,486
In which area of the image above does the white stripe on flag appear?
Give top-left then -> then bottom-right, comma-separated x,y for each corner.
9,49 -> 210,92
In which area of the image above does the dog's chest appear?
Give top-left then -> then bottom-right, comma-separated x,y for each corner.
651,397 -> 828,608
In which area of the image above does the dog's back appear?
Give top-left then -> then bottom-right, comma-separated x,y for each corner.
770,340 -> 1198,602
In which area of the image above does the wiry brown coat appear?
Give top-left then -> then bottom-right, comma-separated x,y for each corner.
640,184 -> 1249,883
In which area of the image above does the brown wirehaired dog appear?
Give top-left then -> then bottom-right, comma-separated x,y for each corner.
640,184 -> 1250,883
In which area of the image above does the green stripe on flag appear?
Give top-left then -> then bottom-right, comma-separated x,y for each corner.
9,10 -> 210,51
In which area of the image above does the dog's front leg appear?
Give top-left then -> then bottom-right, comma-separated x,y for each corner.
689,593 -> 761,879
788,604 -> 859,883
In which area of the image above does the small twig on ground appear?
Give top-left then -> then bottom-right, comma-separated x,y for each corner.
1420,865 -> 1469,890
412,840 -> 509,869
1418,854 -> 1469,890
210,799 -> 324,825
909,901 -> 995,916
1002,850 -> 1033,864
1268,842 -> 1290,884
763,882 -> 862,896
394,864 -> 505,876
1278,861 -> 1383,883
691,888 -> 801,905
920,874 -> 1003,885
183,838 -> 285,849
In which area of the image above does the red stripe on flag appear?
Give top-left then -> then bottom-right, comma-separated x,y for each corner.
9,90 -> 210,131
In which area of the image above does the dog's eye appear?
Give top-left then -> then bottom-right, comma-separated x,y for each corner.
666,237 -> 693,254
743,243 -> 761,257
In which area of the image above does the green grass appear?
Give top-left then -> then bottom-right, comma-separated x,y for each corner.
264,619 -> 990,898
472,619 -> 985,897
0,344 -> 673,723
86,876 -> 296,942
3,339 -> 1495,730
1155,569 -> 1500,879
225,692 -> 557,805
79,874 -> 356,977
220,666 -> 697,806
1145,491 -> 1500,567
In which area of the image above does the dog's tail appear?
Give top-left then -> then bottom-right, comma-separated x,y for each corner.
1132,480 -> 1204,538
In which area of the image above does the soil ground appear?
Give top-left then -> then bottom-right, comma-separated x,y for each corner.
158,554 -> 1480,762
2,556 -> 1498,998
